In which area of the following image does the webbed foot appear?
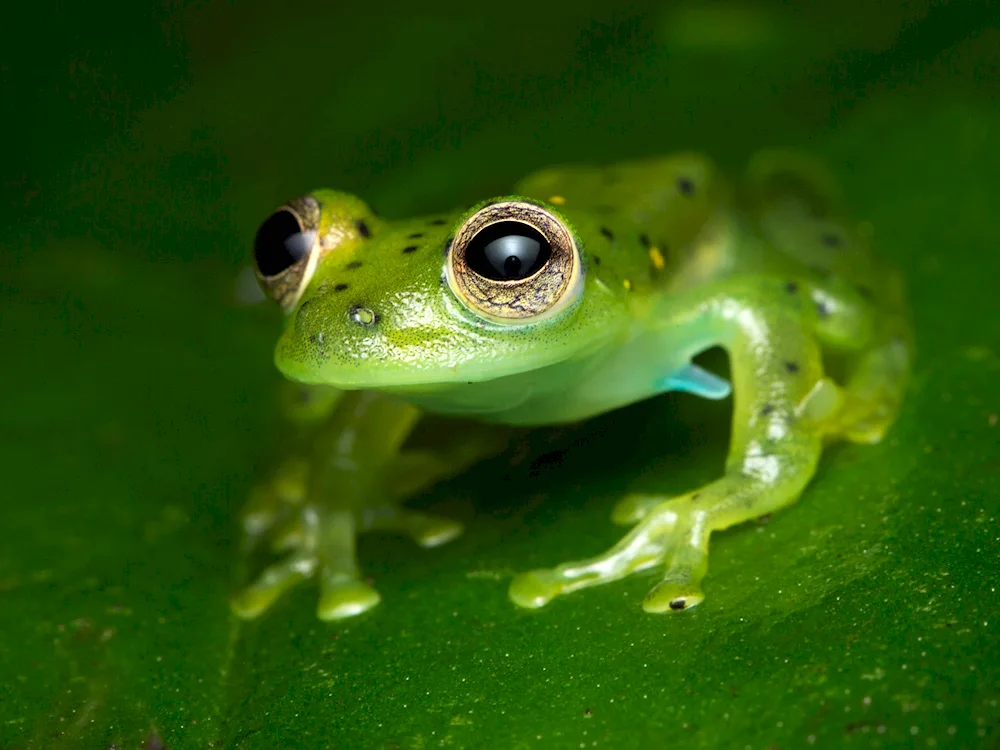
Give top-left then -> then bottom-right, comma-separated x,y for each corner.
510,465 -> 815,613
232,502 -> 462,621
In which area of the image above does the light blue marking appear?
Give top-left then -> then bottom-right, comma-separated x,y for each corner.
658,363 -> 732,400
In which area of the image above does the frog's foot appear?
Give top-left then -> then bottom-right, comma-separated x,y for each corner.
801,336 -> 910,446
826,342 -> 910,445
359,504 -> 464,548
511,489 -> 715,613
610,492 -> 667,525
239,459 -> 309,543
510,467 -> 812,613
231,504 -> 462,621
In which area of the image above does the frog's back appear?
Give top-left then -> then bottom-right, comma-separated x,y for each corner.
515,150 -> 906,321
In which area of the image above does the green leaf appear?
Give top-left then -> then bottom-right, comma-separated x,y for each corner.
2,2 -> 998,748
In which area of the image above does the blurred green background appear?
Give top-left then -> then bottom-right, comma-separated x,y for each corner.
2,1 -> 999,748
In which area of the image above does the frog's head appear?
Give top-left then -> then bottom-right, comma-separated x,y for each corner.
253,190 -> 624,391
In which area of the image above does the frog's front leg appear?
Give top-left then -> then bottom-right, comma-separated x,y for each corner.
232,391 -> 481,621
510,278 -> 831,613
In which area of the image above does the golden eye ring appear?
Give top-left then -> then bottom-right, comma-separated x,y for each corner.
253,195 -> 321,313
447,200 -> 581,323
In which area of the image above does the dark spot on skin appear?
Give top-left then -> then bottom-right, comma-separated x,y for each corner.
858,285 -> 874,300
760,404 -> 775,417
600,226 -> 614,241
815,299 -> 831,318
402,245 -> 419,254
639,233 -> 651,249
785,361 -> 800,374
820,231 -> 842,248
669,598 -> 687,610
757,513 -> 772,525
529,449 -> 567,478
346,260 -> 363,270
785,281 -> 799,294
334,283 -> 349,292
676,177 -> 695,196
592,255 -> 602,266
808,264 -> 832,279
408,232 -> 424,239
690,492 -> 701,502
355,220 -> 371,238
584,709 -> 593,717
430,218 -> 448,226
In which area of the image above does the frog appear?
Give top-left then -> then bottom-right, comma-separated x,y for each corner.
231,150 -> 911,621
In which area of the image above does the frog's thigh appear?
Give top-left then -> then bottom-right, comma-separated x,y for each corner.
510,281 -> 826,612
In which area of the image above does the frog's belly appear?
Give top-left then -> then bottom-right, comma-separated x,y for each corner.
388,335 -> 701,426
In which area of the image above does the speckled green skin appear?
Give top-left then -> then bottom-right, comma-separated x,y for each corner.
232,151 -> 911,621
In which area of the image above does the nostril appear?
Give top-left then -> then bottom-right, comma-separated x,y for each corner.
349,305 -> 378,326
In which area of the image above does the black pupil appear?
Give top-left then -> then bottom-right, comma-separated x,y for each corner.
254,210 -> 315,276
465,221 -> 551,281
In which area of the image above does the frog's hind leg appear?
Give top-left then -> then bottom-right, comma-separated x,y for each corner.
788,272 -> 912,444
824,321 -> 911,444
510,278 -> 829,612
745,150 -> 913,444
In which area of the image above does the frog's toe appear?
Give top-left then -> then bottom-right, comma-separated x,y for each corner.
508,507 -> 675,610
509,491 -> 727,613
234,502 -> 467,620
408,515 -> 463,548
642,578 -> 705,613
270,516 -> 307,552
844,419 -> 891,445
508,570 -> 562,609
611,493 -> 666,525
360,505 -> 464,548
230,554 -> 316,620
820,397 -> 896,445
240,460 -> 310,543
317,576 -> 381,621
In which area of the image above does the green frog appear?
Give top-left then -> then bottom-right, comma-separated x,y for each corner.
232,151 -> 911,621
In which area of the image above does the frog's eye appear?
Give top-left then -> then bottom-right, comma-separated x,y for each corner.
448,201 -> 581,323
253,196 -> 321,313
465,221 -> 551,281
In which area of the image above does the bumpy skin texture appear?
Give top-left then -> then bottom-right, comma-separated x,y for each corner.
233,151 -> 911,620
